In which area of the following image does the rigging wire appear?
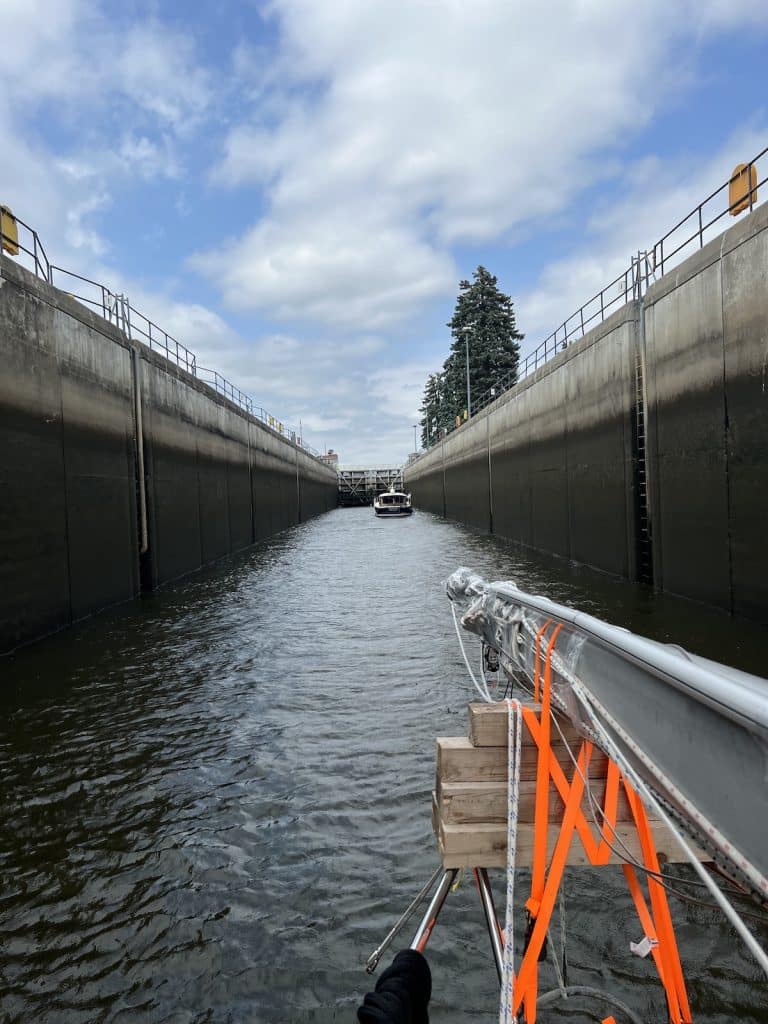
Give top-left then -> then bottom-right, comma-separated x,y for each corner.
571,679 -> 768,980
496,612 -> 767,908
546,699 -> 768,924
450,601 -> 768,1023
452,622 -> 670,1024
507,655 -> 768,922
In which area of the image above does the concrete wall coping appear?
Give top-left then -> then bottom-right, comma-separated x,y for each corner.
407,299 -> 640,477
1,253 -> 129,349
409,200 -> 768,480
1,253 -> 335,481
644,201 -> 768,308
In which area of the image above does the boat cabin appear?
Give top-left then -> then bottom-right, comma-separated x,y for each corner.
373,489 -> 413,516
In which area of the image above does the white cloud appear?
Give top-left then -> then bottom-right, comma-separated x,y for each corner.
0,3 -> 210,275
367,363 -> 434,424
0,4 -> 210,131
296,412 -> 352,432
192,204 -> 456,329
516,123 -> 768,348
113,22 -> 212,133
197,0 -> 768,335
118,135 -> 182,181
65,191 -> 112,256
0,0 -> 87,102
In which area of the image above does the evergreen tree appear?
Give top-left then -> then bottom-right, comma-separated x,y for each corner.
445,266 -> 523,420
419,372 -> 446,448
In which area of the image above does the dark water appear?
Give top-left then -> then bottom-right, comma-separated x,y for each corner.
1,509 -> 766,1023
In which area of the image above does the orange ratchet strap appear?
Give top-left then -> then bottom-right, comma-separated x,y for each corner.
504,621 -> 692,1024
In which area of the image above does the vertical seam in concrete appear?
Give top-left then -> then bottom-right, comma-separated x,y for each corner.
198,428 -> 207,569
719,232 -> 735,614
564,377 -> 572,561
129,349 -> 146,598
441,438 -> 447,518
57,356 -> 74,626
487,412 -> 493,533
247,418 -> 256,543
295,442 -> 301,524
131,349 -> 148,560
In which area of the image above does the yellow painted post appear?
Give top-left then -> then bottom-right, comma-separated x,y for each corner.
0,206 -> 19,255
729,163 -> 758,216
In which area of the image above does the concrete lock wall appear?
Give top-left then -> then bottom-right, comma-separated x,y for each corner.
0,256 -> 337,653
644,200 -> 768,620
406,301 -> 639,581
405,201 -> 768,622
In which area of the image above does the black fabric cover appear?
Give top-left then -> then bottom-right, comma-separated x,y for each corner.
357,949 -> 432,1024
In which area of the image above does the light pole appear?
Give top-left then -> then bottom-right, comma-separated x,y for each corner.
413,423 -> 419,452
461,324 -> 473,418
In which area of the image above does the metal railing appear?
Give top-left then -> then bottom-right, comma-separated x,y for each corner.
0,209 -> 51,281
1,212 -> 320,457
196,367 -> 252,412
424,145 -> 767,448
649,147 -> 766,276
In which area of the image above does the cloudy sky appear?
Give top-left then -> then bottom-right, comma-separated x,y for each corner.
3,1 -> 767,463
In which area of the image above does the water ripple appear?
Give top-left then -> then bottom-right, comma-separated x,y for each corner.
1,509 -> 766,1022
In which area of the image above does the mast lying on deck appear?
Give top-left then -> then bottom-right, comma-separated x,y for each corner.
446,567 -> 768,903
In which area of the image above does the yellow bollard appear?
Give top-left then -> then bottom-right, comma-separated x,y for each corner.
1,206 -> 19,255
729,163 -> 758,216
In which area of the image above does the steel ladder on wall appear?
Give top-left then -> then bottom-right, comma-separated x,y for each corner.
634,350 -> 653,584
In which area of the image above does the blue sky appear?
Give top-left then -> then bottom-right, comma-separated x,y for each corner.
3,0 -> 767,462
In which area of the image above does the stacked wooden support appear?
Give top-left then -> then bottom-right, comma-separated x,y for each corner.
433,702 -> 700,868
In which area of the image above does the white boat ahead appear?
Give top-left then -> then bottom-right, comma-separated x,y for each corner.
373,488 -> 413,517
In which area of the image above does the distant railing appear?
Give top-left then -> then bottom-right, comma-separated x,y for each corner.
425,145 -> 768,447
196,367 -> 252,412
0,211 -> 320,457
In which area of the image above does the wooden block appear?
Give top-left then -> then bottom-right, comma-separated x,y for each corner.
468,701 -> 581,748
438,779 -> 647,825
433,704 -> 703,871
439,781 -> 511,824
438,819 -> 698,868
436,736 -> 608,785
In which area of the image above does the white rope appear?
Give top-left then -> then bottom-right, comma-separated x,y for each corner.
499,698 -> 522,1024
571,679 -> 768,981
451,602 -> 493,703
